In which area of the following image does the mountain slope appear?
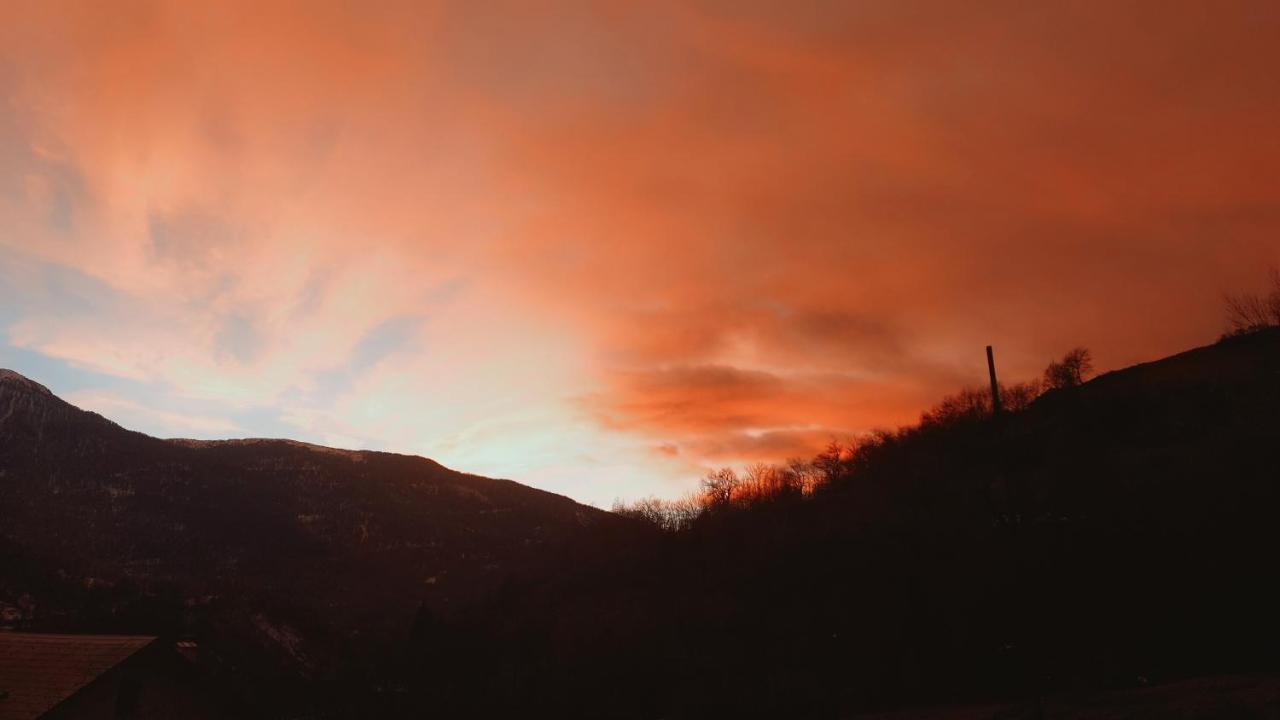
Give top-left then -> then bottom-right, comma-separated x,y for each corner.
433,329 -> 1280,718
0,369 -> 629,711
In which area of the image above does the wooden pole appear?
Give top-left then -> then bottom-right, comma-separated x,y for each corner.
986,345 -> 1040,717
987,345 -> 1003,416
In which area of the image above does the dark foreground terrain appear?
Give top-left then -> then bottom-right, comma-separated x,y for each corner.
857,672 -> 1280,719
4,329 -> 1280,718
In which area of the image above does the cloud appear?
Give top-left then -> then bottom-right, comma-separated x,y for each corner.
1,1 -> 1279,504
587,363 -> 928,463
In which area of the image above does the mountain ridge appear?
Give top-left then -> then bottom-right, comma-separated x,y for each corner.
0,368 -> 633,715
0,368 -> 54,396
0,367 -> 594,509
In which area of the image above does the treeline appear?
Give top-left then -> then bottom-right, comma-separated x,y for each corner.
613,347 -> 1094,531
617,261 -> 1280,534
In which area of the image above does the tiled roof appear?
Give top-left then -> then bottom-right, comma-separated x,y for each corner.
0,632 -> 155,720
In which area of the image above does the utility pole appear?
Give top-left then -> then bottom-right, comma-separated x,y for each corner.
987,345 -> 1003,416
986,345 -> 1043,719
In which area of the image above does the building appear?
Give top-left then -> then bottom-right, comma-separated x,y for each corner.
0,633 -> 223,719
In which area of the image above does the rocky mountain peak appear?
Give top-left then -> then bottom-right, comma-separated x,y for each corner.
0,369 -> 84,433
0,369 -> 55,397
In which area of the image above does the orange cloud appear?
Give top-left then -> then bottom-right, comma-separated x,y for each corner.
2,1 -> 1278,504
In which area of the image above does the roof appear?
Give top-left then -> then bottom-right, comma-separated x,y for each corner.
0,633 -> 156,720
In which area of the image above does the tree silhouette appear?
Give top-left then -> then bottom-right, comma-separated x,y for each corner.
700,467 -> 741,508
1043,347 -> 1093,391
1224,268 -> 1280,335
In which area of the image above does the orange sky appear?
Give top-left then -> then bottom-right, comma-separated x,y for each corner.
2,1 -> 1278,504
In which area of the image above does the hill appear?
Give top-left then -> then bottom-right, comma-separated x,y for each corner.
0,369 -> 632,715
432,329 -> 1280,718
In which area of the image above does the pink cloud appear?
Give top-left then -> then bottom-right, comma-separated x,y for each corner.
2,1 -> 1278,504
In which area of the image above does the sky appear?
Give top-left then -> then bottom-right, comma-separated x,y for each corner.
1,1 -> 1278,506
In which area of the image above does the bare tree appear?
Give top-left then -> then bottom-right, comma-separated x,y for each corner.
920,380 -> 1042,426
813,441 -> 847,483
1224,268 -> 1280,335
920,387 -> 991,426
611,493 -> 704,532
1043,347 -> 1094,391
1225,292 -> 1273,333
700,468 -> 741,509
1000,380 -> 1042,412
784,458 -> 825,495
736,462 -> 804,504
666,494 -> 703,531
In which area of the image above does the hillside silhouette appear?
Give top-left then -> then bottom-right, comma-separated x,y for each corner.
429,329 -> 1280,718
4,329 -> 1280,717
0,369 -> 637,716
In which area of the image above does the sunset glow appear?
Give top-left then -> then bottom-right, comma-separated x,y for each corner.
2,1 -> 1278,505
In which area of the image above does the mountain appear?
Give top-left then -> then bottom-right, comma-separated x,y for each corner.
0,369 -> 633,714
